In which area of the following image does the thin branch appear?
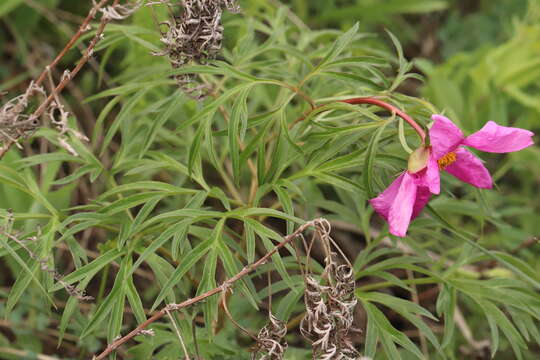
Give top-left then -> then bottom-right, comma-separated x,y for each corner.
165,308 -> 191,360
30,2 -> 115,121
93,218 -> 325,360
220,291 -> 258,340
0,347 -> 58,360
0,0 -> 133,158
33,0 -> 112,87
290,96 -> 426,142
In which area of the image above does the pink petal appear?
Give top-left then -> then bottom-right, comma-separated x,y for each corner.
370,173 -> 433,237
430,115 -> 464,159
412,186 -> 431,219
388,173 -> 418,237
409,154 -> 440,195
463,121 -> 534,153
444,147 -> 492,189
425,155 -> 440,195
369,172 -> 405,221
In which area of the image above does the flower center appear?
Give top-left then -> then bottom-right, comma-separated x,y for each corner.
437,152 -> 457,170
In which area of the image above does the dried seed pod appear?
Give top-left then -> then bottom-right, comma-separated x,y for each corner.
252,313 -> 288,360
0,82 -> 45,152
301,255 -> 360,359
156,0 -> 240,98
100,0 -> 143,20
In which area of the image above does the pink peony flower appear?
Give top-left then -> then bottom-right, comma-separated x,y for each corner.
370,114 -> 534,237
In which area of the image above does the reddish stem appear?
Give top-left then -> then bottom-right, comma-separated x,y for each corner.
339,97 -> 425,141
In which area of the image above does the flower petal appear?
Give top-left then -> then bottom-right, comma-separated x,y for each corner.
369,172 -> 405,221
388,173 -> 418,237
412,186 -> 431,219
444,147 -> 492,189
463,120 -> 534,153
370,173 -> 431,237
425,156 -> 440,195
430,114 -> 464,159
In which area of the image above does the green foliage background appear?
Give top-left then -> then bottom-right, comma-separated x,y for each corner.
0,0 -> 539,359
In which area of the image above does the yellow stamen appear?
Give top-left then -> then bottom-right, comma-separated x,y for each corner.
437,152 -> 457,170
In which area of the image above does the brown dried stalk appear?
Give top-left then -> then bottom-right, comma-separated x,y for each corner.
0,0 -> 143,158
93,218 -> 327,360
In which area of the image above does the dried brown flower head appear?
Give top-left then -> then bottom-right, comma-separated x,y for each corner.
157,0 -> 240,98
252,313 -> 288,360
301,253 -> 360,359
0,83 -> 45,155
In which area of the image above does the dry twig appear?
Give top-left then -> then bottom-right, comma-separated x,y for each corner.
0,0 -> 143,158
93,218 -> 327,360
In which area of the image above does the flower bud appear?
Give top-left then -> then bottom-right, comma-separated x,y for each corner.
407,146 -> 430,174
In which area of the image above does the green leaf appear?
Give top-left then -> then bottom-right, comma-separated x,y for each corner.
140,92 -> 183,154
229,87 -> 251,182
363,121 -> 390,197
171,219 -> 192,261
50,249 -> 123,292
58,276 -> 93,345
100,89 -> 148,156
363,301 -> 424,359
0,232 -> 54,312
119,195 -> 161,248
130,222 -> 181,276
100,192 -> 166,215
15,153 -> 84,168
427,205 -> 540,290
315,22 -> 359,71
81,259 -> 128,339
126,275 -> 146,324
216,239 -> 259,310
245,221 -> 256,264
436,283 -> 456,348
246,219 -> 296,293
359,291 -> 441,351
188,116 -> 208,175
0,0 -> 24,16
232,207 -> 303,224
364,309 -> 379,358
108,283 -> 126,342
272,184 -> 294,233
477,300 -> 526,359
151,237 -> 214,310
98,181 -> 195,200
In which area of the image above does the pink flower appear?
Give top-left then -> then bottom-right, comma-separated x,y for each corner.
370,115 -> 534,237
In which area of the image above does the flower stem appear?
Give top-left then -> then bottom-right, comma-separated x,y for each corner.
339,97 -> 426,142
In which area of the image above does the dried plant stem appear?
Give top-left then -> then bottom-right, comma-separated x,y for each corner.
31,1 -> 117,121
220,292 -> 258,340
0,347 -> 58,360
93,219 -> 324,360
34,0 -> 112,87
165,309 -> 191,360
0,0 -> 121,159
